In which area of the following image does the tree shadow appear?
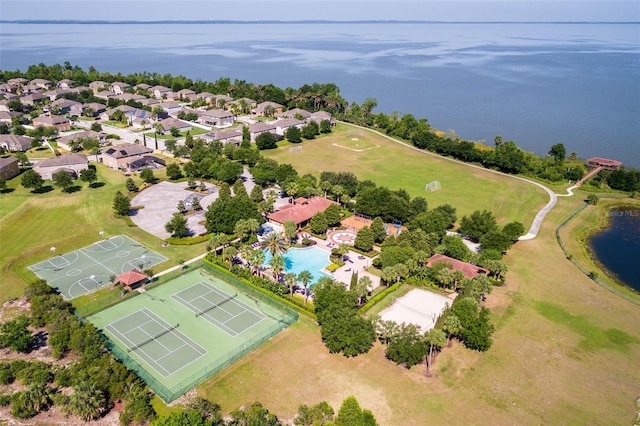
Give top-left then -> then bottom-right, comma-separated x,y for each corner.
64,185 -> 82,193
32,185 -> 54,194
0,188 -> 15,194
89,181 -> 105,189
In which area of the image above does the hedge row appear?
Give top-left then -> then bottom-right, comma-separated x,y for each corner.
166,234 -> 210,245
203,258 -> 318,321
357,282 -> 401,315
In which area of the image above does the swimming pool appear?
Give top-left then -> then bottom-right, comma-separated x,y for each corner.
263,245 -> 331,285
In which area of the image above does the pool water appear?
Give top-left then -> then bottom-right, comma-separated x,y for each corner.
263,246 -> 331,285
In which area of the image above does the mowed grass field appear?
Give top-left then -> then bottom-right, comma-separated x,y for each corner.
0,164 -> 205,305
198,194 -> 640,425
264,122 -> 548,226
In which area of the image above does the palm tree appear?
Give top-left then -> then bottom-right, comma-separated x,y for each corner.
269,254 -> 286,282
320,180 -> 332,198
450,269 -> 466,291
392,263 -> 408,283
332,184 -> 345,205
68,382 -> 107,421
24,383 -> 51,413
284,272 -> 297,297
297,270 -> 313,305
334,243 -> 350,262
260,232 -> 287,257
381,267 -> 396,287
435,268 -> 454,290
442,314 -> 462,347
208,233 -> 230,255
355,276 -> 372,305
248,249 -> 266,276
222,246 -> 238,269
423,328 -> 446,376
378,320 -> 399,345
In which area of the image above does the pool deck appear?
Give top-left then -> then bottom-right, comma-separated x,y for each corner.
304,233 -> 381,291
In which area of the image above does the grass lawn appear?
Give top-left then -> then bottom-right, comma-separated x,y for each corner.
264,122 -> 548,227
195,194 -> 640,424
0,163 -> 207,306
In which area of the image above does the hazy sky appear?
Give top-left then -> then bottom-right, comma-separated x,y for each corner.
1,0 -> 639,22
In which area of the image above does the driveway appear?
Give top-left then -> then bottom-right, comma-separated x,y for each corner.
130,181 -> 218,239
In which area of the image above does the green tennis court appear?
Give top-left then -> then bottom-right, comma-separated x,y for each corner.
172,281 -> 266,336
104,308 -> 207,378
87,266 -> 298,402
28,235 -> 167,300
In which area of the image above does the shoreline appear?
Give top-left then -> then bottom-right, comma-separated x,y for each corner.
565,199 -> 640,300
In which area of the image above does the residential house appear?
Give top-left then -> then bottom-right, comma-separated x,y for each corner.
212,94 -> 233,108
176,89 -> 197,101
113,93 -> 147,103
248,122 -> 277,142
110,82 -> 131,95
202,128 -> 243,146
89,81 -> 108,93
198,109 -> 235,128
283,108 -> 311,119
158,117 -> 191,133
33,154 -> 89,179
253,101 -> 284,117
0,92 -> 18,102
426,254 -> 489,280
43,88 -> 73,101
134,83 -> 152,93
0,83 -> 16,93
57,130 -> 107,151
21,84 -> 42,94
94,90 -> 115,101
267,196 -> 339,228
151,85 -> 173,100
138,98 -> 160,107
70,101 -> 105,118
101,143 -> 153,171
57,79 -> 75,90
0,156 -> 20,180
0,135 -> 33,152
7,78 -> 28,89
30,79 -> 53,89
0,111 -> 23,125
309,110 -> 335,126
274,118 -> 305,136
32,114 -> 71,132
196,92 -> 215,103
50,98 -> 82,114
227,97 -> 256,113
20,93 -> 48,107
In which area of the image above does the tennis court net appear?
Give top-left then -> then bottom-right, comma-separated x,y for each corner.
127,323 -> 179,352
195,293 -> 237,317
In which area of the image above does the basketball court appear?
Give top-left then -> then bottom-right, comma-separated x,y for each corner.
28,235 -> 168,300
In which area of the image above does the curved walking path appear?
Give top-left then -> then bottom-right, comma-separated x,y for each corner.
340,121 -> 585,241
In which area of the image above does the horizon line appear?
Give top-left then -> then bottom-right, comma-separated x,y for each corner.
2,19 -> 639,25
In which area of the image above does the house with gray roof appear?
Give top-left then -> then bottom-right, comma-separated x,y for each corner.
253,101 -> 284,117
110,82 -> 132,95
249,122 -> 278,142
101,143 -> 153,171
202,128 -> 244,146
198,109 -> 235,128
0,156 -> 20,180
0,135 -> 33,152
33,154 -> 88,180
274,118 -> 305,136
57,130 -> 107,151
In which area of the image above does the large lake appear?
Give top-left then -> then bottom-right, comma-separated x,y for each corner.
0,22 -> 639,167
589,208 -> 640,292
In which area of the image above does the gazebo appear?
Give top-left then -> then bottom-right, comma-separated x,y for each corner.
117,269 -> 148,292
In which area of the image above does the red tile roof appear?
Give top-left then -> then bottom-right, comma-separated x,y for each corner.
117,269 -> 147,286
426,254 -> 489,280
587,157 -> 622,167
267,196 -> 337,226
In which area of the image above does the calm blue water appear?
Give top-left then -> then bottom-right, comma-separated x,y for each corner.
263,246 -> 331,285
1,22 -> 639,167
589,208 -> 640,292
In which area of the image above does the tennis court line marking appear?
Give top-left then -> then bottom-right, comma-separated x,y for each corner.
171,281 -> 267,336
78,247 -> 120,276
105,308 -> 207,378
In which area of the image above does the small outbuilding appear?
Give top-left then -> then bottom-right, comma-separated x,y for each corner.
117,269 -> 148,291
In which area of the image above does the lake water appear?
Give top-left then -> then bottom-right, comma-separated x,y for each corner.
589,208 -> 640,292
0,22 -> 639,167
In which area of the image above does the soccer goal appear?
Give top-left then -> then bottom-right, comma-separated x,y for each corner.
289,146 -> 303,153
425,180 -> 441,192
